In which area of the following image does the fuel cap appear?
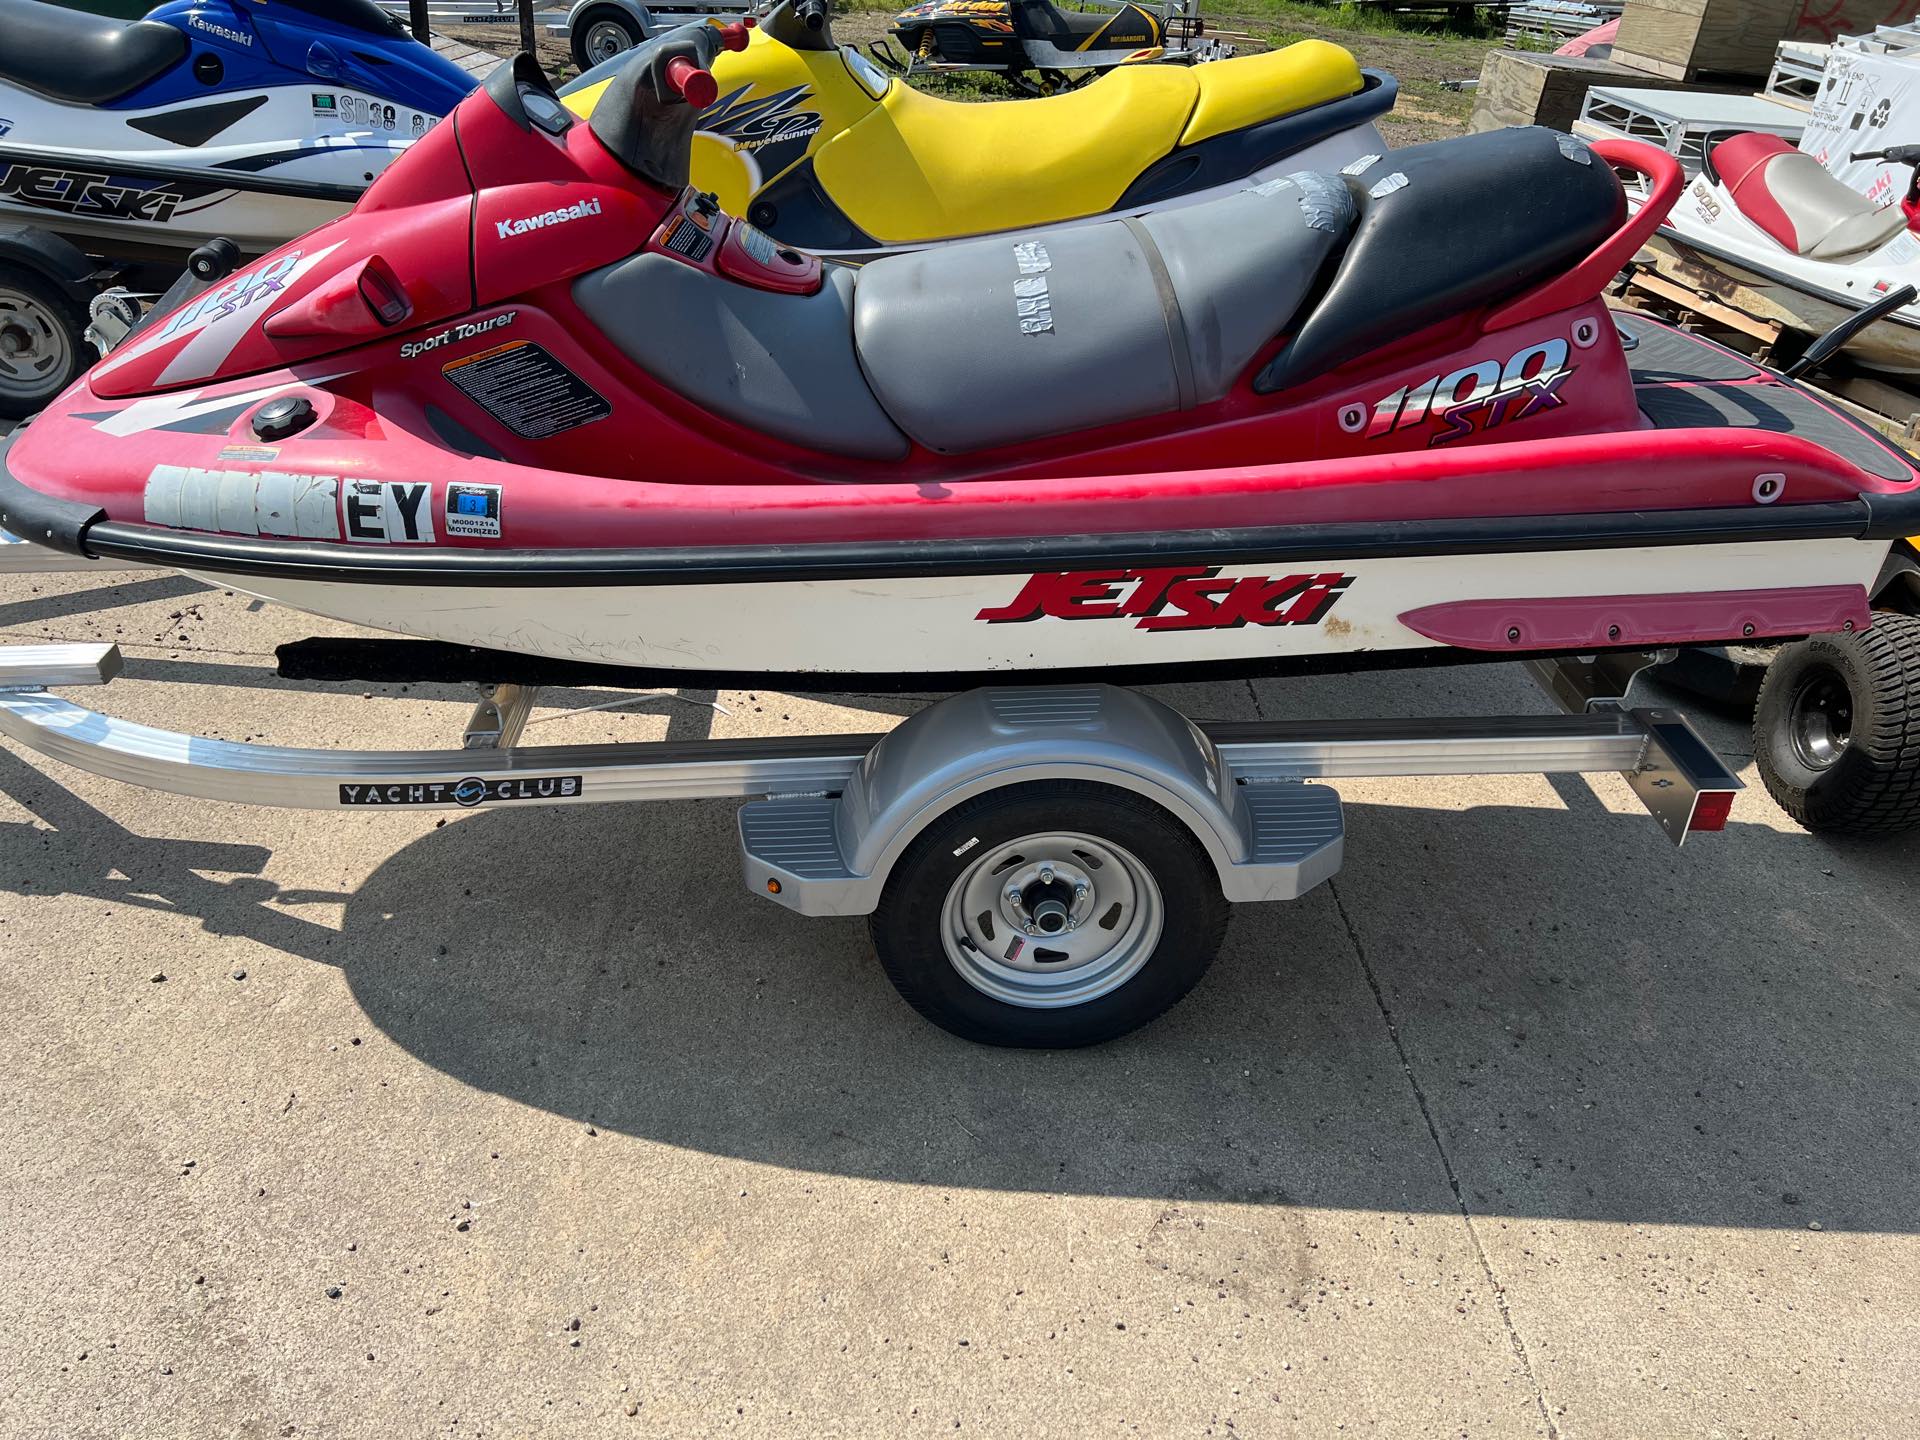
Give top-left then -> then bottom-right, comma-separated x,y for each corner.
252,396 -> 315,441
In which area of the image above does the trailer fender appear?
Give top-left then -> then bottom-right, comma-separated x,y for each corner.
738,684 -> 1344,916
0,226 -> 98,304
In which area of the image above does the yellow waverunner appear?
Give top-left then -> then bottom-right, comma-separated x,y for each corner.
559,0 -> 1395,260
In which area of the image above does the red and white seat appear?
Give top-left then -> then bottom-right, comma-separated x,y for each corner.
1710,132 -> 1909,260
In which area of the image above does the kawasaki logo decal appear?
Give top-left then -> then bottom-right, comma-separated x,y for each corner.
495,197 -> 601,239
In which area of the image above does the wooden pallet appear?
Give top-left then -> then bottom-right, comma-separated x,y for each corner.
429,30 -> 509,76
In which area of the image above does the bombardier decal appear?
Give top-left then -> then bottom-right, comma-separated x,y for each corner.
978,567 -> 1354,631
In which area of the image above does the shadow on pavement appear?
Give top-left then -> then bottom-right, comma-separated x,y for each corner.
4,682 -> 1916,1231
298,782 -> 1920,1232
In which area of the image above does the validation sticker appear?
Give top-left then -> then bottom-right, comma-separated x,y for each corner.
445,482 -> 502,539
442,340 -> 610,440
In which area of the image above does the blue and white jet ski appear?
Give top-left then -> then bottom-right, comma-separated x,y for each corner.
0,0 -> 478,260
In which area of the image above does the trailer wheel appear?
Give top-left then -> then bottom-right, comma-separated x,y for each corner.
0,264 -> 90,421
1754,613 -> 1920,835
572,5 -> 642,69
869,781 -> 1228,1047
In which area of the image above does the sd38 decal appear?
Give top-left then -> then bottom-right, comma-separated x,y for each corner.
978,567 -> 1354,632
1345,338 -> 1576,447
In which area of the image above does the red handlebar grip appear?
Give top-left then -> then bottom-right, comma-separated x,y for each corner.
719,17 -> 754,49
663,56 -> 717,109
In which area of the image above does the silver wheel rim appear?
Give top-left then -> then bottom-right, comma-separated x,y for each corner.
0,286 -> 73,404
940,830 -> 1163,1009
1789,667 -> 1853,770
585,18 -> 635,63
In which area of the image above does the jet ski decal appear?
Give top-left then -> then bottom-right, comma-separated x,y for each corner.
977,567 -> 1353,631
0,161 -> 229,224
701,85 -> 822,155
93,243 -> 342,389
1353,338 -> 1574,448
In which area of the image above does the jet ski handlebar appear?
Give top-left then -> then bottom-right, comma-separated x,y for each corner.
1852,145 -> 1920,165
586,17 -> 754,189
663,55 -> 719,108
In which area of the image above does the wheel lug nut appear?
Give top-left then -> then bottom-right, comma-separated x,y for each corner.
1039,866 -> 1054,884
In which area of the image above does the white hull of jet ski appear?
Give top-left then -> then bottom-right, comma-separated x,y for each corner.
0,83 -> 437,256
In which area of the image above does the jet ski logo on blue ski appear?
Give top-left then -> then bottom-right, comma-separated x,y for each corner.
0,161 -> 204,223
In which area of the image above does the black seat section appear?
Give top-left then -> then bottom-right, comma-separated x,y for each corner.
0,0 -> 188,104
1256,127 -> 1626,393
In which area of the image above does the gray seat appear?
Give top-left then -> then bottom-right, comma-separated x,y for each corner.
575,255 -> 910,462
0,0 -> 187,104
853,174 -> 1356,455
578,176 -> 1355,461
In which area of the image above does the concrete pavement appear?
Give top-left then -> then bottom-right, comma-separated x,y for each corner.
1,564 -> 1917,1438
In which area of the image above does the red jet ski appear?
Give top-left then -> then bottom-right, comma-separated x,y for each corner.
4,22 -> 1918,687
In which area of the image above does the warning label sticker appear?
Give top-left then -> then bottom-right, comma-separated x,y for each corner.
442,340 -> 611,439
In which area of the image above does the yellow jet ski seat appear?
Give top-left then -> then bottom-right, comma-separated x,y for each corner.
813,39 -> 1363,245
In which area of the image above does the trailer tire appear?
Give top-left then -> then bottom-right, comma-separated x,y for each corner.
1754,613 -> 1920,835
869,780 -> 1228,1047
572,5 -> 642,69
0,262 -> 91,421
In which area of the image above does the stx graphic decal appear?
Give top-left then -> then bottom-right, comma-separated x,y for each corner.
0,162 -> 222,224
156,250 -> 304,341
978,567 -> 1353,632
1350,339 -> 1573,447
700,84 -> 822,157
99,244 -> 341,388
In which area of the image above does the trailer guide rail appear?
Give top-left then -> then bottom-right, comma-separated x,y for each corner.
0,635 -> 1739,1046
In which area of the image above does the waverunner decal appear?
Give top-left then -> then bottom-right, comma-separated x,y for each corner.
977,567 -> 1353,631
1352,338 -> 1573,447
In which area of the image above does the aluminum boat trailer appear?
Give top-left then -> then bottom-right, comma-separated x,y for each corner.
0,635 -> 1740,1046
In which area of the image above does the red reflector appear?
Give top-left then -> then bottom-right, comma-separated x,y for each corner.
357,261 -> 412,327
1689,791 -> 1735,832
